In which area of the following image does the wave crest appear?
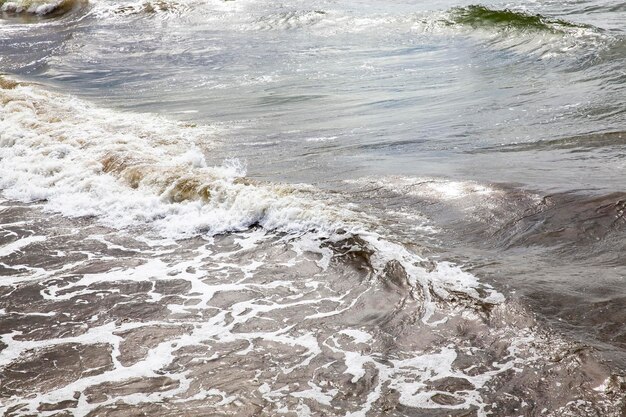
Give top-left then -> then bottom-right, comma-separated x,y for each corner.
0,0 -> 85,18
446,5 -> 589,33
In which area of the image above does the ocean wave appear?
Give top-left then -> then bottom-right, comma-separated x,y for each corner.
444,5 -> 591,33
0,0 -> 86,18
417,5 -> 608,59
45,0 -> 612,61
89,0 -> 189,19
0,77 -> 506,316
228,5 -> 609,60
1,77 -> 625,416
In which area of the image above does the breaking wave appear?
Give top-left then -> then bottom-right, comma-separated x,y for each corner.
1,77 -> 625,416
0,0 -> 85,18
0,77 -> 503,313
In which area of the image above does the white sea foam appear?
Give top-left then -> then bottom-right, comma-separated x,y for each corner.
0,223 -> 609,416
0,235 -> 46,257
305,136 -> 338,143
0,81 -> 353,237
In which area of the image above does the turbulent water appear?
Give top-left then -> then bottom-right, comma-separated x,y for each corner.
1,0 -> 626,415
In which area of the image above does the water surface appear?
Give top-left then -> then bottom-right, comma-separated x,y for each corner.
1,0 -> 625,415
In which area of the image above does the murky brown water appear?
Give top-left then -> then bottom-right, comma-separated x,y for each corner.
1,192 -> 625,416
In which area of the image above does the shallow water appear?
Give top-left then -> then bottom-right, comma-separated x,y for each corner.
1,0 -> 625,415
